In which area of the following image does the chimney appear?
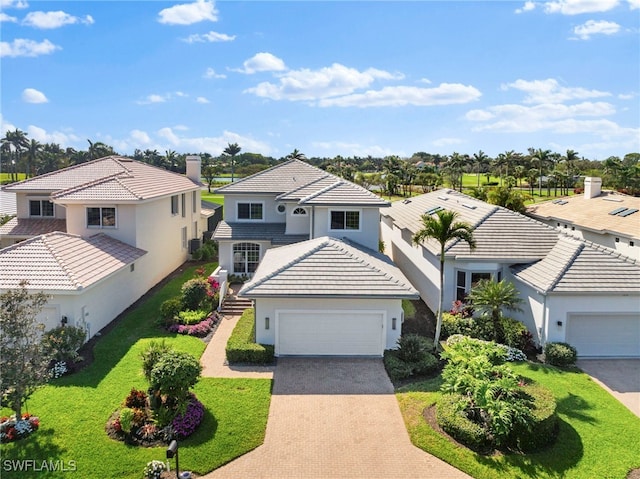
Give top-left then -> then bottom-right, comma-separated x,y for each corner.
584,177 -> 602,199
186,155 -> 202,184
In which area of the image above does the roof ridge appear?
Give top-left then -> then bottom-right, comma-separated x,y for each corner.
444,205 -> 498,253
216,159 -> 299,190
546,239 -> 584,292
41,232 -> 83,289
275,173 -> 332,200
573,236 -> 637,264
50,171 -> 127,199
298,179 -> 343,204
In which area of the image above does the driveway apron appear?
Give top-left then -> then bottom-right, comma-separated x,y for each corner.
204,358 -> 470,479
577,359 -> 640,417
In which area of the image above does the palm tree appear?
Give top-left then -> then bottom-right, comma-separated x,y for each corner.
223,143 -> 241,182
412,210 -> 476,349
563,149 -> 580,195
87,140 -> 115,160
530,148 -> 551,198
466,279 -> 523,344
26,139 -> 42,177
286,149 -> 306,161
472,150 -> 489,187
2,129 -> 29,178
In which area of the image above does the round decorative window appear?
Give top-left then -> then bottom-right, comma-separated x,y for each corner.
276,204 -> 286,214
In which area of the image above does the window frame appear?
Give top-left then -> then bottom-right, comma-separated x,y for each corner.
292,207 -> 307,216
181,193 -> 186,218
328,209 -> 361,232
171,195 -> 179,216
236,202 -> 264,222
86,207 -> 117,229
455,269 -> 500,301
29,199 -> 54,218
232,242 -> 261,274
181,226 -> 187,250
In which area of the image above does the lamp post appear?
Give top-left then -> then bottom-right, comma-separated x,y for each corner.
166,440 -> 179,479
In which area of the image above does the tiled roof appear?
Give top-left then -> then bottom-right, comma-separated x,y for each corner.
212,221 -> 309,245
526,191 -> 640,239
3,157 -> 199,201
239,236 -> 419,299
0,232 -> 147,291
215,159 -> 388,206
201,200 -> 221,217
383,190 -> 559,261
0,217 -> 67,237
512,236 -> 640,293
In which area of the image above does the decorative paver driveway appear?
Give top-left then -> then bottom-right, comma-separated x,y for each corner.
577,358 -> 640,417
204,358 -> 470,479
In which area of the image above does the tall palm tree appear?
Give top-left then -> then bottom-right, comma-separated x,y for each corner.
563,149 -> 580,195
530,148 -> 551,198
87,140 -> 115,160
472,150 -> 489,187
223,142 -> 241,182
286,149 -> 306,161
467,279 -> 523,344
26,139 -> 43,177
412,210 -> 476,349
2,129 -> 29,178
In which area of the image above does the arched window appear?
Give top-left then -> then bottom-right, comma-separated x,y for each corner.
233,243 -> 260,274
292,207 -> 307,216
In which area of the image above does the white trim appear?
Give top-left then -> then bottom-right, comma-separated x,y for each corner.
328,208 -> 362,232
86,206 -> 117,229
236,201 -> 265,222
291,207 -> 307,216
274,308 -> 386,356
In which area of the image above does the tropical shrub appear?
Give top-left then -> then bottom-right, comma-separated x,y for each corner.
226,308 -> 275,364
544,341 -> 578,367
42,325 -> 86,362
180,278 -> 209,310
150,350 -> 202,411
168,315 -> 217,337
159,297 -> 182,321
436,394 -> 492,452
177,309 -> 209,325
140,340 -> 171,383
119,408 -> 134,434
171,393 -> 205,439
383,334 -> 438,382
383,351 -> 414,382
507,383 -> 558,451
396,334 -> 433,363
124,388 -> 148,409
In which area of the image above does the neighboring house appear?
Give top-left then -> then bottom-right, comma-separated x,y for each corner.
381,189 -> 640,358
239,236 -> 418,357
526,177 -> 640,260
212,159 -> 389,278
0,156 -> 204,337
213,160 -> 418,357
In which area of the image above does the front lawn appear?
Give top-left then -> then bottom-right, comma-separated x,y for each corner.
397,362 -> 640,479
1,263 -> 271,479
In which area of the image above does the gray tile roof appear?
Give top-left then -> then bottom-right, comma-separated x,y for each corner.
0,232 -> 147,291
383,190 -> 559,261
3,157 -> 199,201
0,217 -> 67,237
512,236 -> 640,294
239,236 -> 419,299
212,221 -> 309,245
215,159 -> 388,206
526,191 -> 640,239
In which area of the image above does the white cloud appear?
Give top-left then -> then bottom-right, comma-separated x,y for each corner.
0,38 -> 60,57
419,78 -> 432,85
236,52 -> 287,74
502,78 -> 611,104
245,63 -> 402,101
0,0 -> 29,9
543,0 -> 620,14
573,19 -> 620,39
310,140 -> 397,158
203,67 -> 226,79
136,92 -> 188,105
618,92 -> 636,99
23,11 -> 94,29
182,31 -> 235,43
130,129 -> 151,144
196,96 -> 210,104
158,0 -> 218,25
157,127 -> 271,155
0,12 -> 17,22
629,0 -> 640,8
318,83 -> 481,108
22,88 -> 48,103
432,137 -> 465,147
515,1 -> 536,13
27,125 -> 80,146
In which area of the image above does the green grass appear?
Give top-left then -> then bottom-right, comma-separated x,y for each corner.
402,299 -> 416,319
1,263 -> 272,479
1,172 -> 25,183
397,362 -> 640,479
201,192 -> 224,206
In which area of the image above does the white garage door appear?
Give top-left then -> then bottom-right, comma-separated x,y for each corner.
567,314 -> 640,357
276,310 -> 385,356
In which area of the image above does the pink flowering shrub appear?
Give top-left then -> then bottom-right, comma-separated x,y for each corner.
168,314 -> 219,337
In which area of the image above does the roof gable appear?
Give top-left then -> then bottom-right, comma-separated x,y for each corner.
239,236 -> 418,299
0,232 -> 147,291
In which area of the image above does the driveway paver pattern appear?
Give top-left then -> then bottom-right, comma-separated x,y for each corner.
204,357 -> 471,479
577,358 -> 640,417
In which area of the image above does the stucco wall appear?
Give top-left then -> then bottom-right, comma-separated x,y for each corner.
223,194 -> 283,223
312,206 -> 380,250
253,297 -> 403,350
217,240 -> 273,275
16,192 -> 66,220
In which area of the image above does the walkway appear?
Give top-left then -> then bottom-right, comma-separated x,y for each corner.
204,358 -> 471,479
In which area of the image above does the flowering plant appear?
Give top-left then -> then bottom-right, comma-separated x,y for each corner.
143,460 -> 167,479
49,360 -> 68,379
168,315 -> 218,337
171,394 -> 205,439
0,414 -> 40,443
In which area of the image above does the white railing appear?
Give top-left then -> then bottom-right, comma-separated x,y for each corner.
218,279 -> 228,312
210,266 -> 228,312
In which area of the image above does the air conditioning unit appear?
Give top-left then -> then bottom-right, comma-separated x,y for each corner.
189,238 -> 201,254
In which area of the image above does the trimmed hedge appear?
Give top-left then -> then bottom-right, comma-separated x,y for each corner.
442,313 -> 536,353
436,394 -> 492,452
226,308 -> 275,365
508,383 -> 559,451
544,341 -> 578,367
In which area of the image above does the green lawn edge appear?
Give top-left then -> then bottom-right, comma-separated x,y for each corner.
1,263 -> 272,479
396,362 -> 640,479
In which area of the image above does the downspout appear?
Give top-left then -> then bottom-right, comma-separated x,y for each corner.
310,206 -> 315,239
540,291 -> 548,347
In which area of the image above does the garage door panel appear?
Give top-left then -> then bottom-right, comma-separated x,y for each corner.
567,314 -> 640,357
277,311 -> 384,356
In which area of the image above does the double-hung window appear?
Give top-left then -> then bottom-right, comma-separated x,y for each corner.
29,200 -> 54,217
330,210 -> 360,230
87,207 -> 116,228
171,195 -> 179,215
237,202 -> 263,221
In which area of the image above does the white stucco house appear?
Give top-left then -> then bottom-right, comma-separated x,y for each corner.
0,156 -> 204,338
380,189 -> 640,358
212,160 -> 418,356
526,177 -> 640,261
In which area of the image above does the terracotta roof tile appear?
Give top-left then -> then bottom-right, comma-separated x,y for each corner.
0,217 -> 67,237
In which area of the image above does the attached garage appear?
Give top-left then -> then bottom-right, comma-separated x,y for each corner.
567,314 -> 640,358
276,310 -> 385,356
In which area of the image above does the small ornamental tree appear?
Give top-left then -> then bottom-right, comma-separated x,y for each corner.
0,281 -> 51,418
150,350 -> 202,413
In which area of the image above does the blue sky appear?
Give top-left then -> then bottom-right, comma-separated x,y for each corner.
1,0 -> 638,160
